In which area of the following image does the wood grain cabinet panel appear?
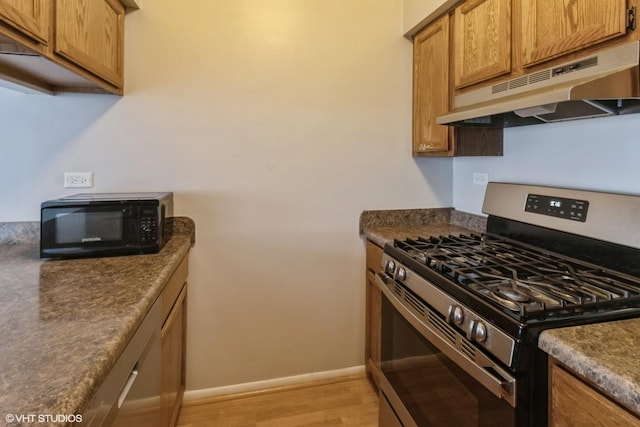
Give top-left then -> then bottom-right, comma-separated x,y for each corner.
453,0 -> 511,89
365,241 -> 383,388
0,0 -> 131,93
412,12 -> 503,157
0,0 -> 49,44
161,285 -> 187,427
521,0 -> 628,67
413,15 -> 451,155
549,359 -> 640,426
160,254 -> 189,427
55,0 -> 124,87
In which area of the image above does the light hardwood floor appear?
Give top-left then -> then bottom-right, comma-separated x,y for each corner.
176,375 -> 379,426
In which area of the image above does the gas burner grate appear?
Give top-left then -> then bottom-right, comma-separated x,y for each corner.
394,234 -> 640,319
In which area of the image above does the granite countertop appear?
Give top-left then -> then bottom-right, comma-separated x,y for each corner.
539,319 -> 640,415
0,217 -> 195,426
359,207 -> 487,246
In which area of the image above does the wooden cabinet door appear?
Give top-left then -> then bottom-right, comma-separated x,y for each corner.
161,285 -> 187,427
55,0 -> 124,87
453,0 -> 511,89
0,0 -> 50,44
413,15 -> 451,155
365,241 -> 383,387
522,0 -> 627,67
366,271 -> 381,387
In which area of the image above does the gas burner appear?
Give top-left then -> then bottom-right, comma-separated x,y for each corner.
473,287 -> 522,312
497,284 -> 530,302
405,249 -> 427,263
467,280 -> 565,312
393,233 -> 640,319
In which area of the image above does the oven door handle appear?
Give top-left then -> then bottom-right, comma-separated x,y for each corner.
375,273 -> 517,408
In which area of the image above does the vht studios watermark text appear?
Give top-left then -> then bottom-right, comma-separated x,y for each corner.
5,414 -> 82,424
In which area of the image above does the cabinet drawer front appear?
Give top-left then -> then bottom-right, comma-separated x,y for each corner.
0,0 -> 50,44
55,0 -> 124,87
522,0 -> 627,67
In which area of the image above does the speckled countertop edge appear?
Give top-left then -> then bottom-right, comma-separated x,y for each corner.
359,207 -> 487,247
0,222 -> 40,245
539,319 -> 640,415
0,217 -> 195,426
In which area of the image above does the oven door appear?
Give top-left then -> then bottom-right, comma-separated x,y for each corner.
376,273 -> 517,427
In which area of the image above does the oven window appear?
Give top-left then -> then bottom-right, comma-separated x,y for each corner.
55,210 -> 123,244
381,295 -> 515,427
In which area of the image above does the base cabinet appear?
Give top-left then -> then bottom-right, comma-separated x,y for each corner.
160,255 -> 189,427
80,251 -> 190,427
549,358 -> 640,426
365,240 -> 383,387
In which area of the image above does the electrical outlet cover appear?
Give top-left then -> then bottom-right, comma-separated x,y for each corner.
64,172 -> 94,188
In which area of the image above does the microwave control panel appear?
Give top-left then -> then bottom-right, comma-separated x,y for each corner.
140,208 -> 158,242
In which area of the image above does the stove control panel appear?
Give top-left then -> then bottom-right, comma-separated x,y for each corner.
525,193 -> 589,222
380,253 -> 516,367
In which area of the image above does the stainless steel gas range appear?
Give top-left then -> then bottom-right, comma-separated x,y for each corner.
376,182 -> 640,427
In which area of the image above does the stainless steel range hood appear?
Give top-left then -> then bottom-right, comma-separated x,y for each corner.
437,41 -> 640,128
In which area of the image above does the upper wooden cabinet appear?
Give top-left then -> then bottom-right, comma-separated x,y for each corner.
0,0 -> 49,45
521,0 -> 628,67
412,13 -> 503,157
56,0 -> 124,88
413,15 -> 451,155
0,0 -> 137,94
453,0 -> 511,89
448,0 -> 633,93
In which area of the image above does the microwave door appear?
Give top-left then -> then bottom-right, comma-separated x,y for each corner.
54,209 -> 125,245
40,205 -> 138,258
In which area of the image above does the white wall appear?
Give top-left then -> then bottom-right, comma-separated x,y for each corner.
453,114 -> 640,214
402,0 -> 460,36
0,0 -> 453,392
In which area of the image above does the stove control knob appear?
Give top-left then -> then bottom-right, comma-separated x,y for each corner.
385,260 -> 396,274
396,267 -> 406,281
474,321 -> 488,343
451,306 -> 464,325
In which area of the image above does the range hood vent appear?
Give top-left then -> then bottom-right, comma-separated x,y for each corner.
437,41 -> 640,128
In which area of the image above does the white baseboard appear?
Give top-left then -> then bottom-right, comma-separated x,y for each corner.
183,365 -> 367,402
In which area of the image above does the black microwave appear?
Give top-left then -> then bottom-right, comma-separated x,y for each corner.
40,192 -> 173,259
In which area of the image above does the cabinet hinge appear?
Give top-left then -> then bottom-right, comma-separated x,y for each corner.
628,6 -> 636,31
